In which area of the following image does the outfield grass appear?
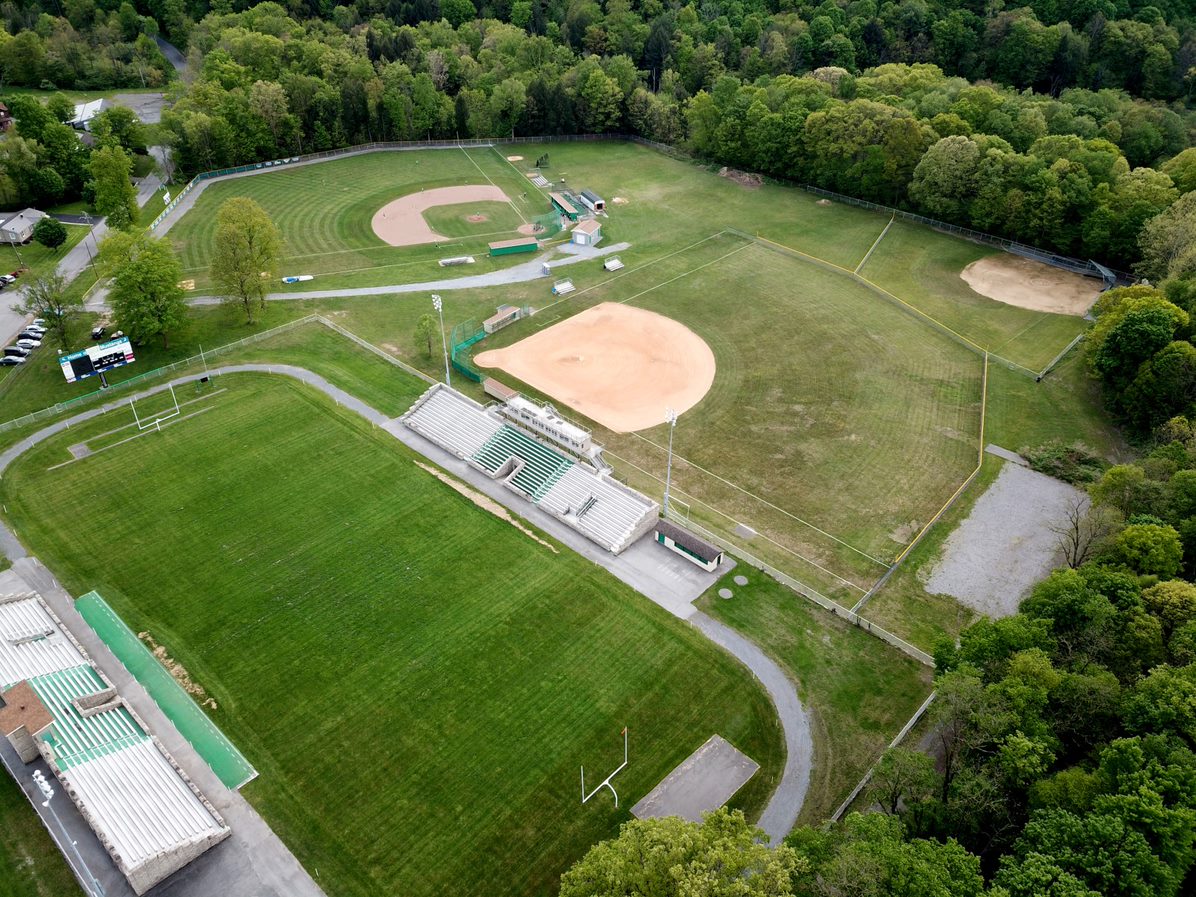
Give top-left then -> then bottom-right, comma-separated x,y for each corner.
471,233 -> 983,600
857,223 -> 1089,372
1,373 -> 784,897
167,150 -> 543,291
421,200 -> 523,238
0,773 -> 82,897
695,571 -> 932,824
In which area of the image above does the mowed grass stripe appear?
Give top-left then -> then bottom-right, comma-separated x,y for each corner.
2,375 -> 783,897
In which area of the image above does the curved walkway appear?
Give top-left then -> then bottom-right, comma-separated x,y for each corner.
0,364 -> 810,841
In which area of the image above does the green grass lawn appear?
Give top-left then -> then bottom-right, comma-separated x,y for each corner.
0,225 -> 88,282
1,373 -> 784,897
470,233 -> 983,600
421,200 -> 524,238
857,222 -> 1089,372
0,773 -> 82,897
696,570 -> 932,824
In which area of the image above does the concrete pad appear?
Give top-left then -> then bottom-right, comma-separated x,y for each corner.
733,575 -> 748,586
631,735 -> 758,824
718,588 -> 733,599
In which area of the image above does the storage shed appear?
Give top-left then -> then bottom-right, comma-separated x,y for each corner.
489,237 -> 539,257
654,520 -> 724,572
572,219 -> 602,246
579,190 -> 605,212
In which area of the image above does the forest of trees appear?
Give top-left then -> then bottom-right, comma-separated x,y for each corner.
2,0 -> 1195,269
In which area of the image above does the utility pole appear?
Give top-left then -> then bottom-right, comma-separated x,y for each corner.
663,407 -> 677,517
432,294 -> 451,387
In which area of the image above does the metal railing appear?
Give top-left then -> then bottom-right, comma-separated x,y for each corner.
665,509 -> 934,667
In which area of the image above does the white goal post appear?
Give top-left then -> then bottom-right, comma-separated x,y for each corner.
581,727 -> 628,808
130,384 -> 181,431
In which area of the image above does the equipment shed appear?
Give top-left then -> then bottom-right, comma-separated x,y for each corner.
572,219 -> 602,246
654,520 -> 724,572
579,190 -> 605,212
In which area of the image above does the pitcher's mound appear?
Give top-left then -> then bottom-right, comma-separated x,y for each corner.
960,255 -> 1101,316
474,302 -> 716,433
466,213 -> 488,223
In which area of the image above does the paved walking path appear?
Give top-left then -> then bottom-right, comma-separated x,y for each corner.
182,241 -> 631,306
0,363 -> 811,847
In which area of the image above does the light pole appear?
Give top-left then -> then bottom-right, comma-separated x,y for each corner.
663,407 -> 677,517
80,212 -> 99,285
32,770 -> 104,896
432,293 -> 451,387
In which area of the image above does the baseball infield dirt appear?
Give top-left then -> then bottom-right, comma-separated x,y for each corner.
371,185 -> 510,246
474,302 -> 716,433
960,255 -> 1101,315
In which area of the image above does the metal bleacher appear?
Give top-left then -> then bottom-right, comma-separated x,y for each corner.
30,666 -> 145,767
473,426 -> 573,500
538,466 -> 657,554
401,385 -> 659,553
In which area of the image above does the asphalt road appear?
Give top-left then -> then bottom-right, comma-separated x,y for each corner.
0,362 -> 813,845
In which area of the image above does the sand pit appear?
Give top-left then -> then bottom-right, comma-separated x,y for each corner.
475,302 -> 716,433
371,185 -> 510,246
516,222 -> 542,235
507,155 -> 524,161
960,254 -> 1101,315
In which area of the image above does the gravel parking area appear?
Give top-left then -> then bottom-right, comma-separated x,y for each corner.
924,462 -> 1087,617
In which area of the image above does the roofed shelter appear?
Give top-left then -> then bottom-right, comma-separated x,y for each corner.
654,520 -> 724,572
549,192 -> 580,221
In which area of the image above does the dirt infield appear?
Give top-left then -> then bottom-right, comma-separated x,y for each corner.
960,255 -> 1101,316
371,185 -> 510,246
474,302 -> 717,433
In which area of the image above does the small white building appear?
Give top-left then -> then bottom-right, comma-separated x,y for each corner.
654,520 -> 724,572
579,189 -> 605,212
69,98 -> 107,131
572,219 -> 602,247
502,395 -> 592,454
0,208 -> 47,243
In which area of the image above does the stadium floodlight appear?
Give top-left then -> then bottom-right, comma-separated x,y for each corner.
31,770 -> 103,896
663,407 -> 678,518
432,294 -> 451,388
581,727 -> 628,808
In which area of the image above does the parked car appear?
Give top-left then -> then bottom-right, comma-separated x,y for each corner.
4,346 -> 30,357
23,327 -> 46,338
16,338 -> 41,350
91,325 -> 106,341
0,275 -> 15,286
0,355 -> 25,365
32,318 -> 45,327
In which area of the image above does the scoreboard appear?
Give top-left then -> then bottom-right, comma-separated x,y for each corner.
59,336 -> 136,384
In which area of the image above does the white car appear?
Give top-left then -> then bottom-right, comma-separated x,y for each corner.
0,355 -> 25,365
16,338 -> 41,350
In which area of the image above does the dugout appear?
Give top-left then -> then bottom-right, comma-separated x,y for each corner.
654,520 -> 724,572
549,192 -> 580,221
489,237 -> 539,257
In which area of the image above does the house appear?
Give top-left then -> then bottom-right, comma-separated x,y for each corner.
68,98 -> 107,131
571,219 -> 602,247
0,103 -> 12,133
0,209 -> 48,244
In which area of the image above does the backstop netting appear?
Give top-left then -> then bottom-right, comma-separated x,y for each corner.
450,320 -> 485,382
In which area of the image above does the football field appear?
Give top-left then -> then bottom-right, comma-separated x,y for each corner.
0,374 -> 783,897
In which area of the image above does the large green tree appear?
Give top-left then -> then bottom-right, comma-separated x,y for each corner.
210,197 -> 282,325
560,809 -> 804,897
99,232 -> 188,349
16,274 -> 83,350
88,145 -> 139,231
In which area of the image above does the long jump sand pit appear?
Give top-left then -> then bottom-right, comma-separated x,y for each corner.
475,302 -> 716,433
960,254 -> 1101,315
371,185 -> 510,246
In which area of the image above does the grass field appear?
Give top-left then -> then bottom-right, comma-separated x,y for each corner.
856,223 -> 1089,372
421,200 -> 524,238
470,232 -> 984,600
0,773 -> 81,897
0,225 -> 88,283
166,150 -> 545,291
696,571 -> 932,824
1,373 -> 784,897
